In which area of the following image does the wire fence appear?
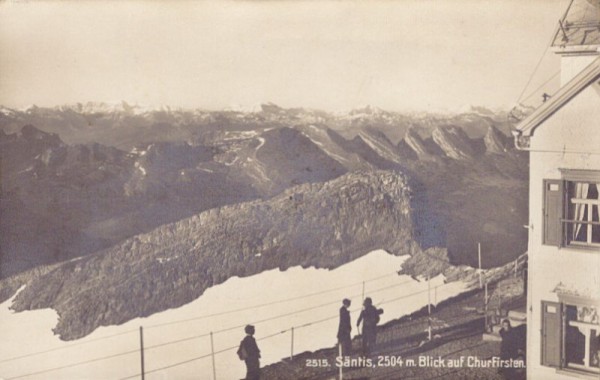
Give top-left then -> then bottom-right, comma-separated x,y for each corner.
1,270 -> 450,380
116,282 -> 453,380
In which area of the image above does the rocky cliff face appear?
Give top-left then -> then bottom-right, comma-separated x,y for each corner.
399,248 -> 527,289
296,125 -> 373,172
6,171 -> 415,340
254,127 -> 347,193
484,125 -> 509,154
403,128 -> 432,159
357,127 -> 406,163
431,126 -> 475,160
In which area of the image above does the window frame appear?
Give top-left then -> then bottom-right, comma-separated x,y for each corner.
546,170 -> 600,250
541,297 -> 600,376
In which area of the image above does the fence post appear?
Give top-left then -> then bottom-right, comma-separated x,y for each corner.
139,326 -> 145,380
484,281 -> 489,332
338,342 -> 343,380
290,327 -> 294,360
478,243 -> 482,289
428,276 -> 432,341
210,332 -> 216,380
514,258 -> 518,277
362,281 -> 365,302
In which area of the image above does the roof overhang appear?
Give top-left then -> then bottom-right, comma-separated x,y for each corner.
551,45 -> 600,56
515,55 -> 600,138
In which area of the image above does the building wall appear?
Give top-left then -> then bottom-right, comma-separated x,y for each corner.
561,54 -> 598,85
526,81 -> 600,379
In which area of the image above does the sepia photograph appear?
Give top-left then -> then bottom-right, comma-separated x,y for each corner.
0,0 -> 599,379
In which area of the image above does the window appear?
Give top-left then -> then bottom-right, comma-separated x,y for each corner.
564,181 -> 600,247
543,170 -> 600,248
565,304 -> 600,372
541,300 -> 600,374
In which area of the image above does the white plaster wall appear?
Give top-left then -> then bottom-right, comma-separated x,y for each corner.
526,83 -> 600,379
561,54 -> 599,85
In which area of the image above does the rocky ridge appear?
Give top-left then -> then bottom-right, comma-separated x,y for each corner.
484,124 -> 510,154
4,171 -> 416,340
403,128 -> 434,159
431,126 -> 476,160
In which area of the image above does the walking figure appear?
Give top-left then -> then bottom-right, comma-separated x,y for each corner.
357,297 -> 383,356
337,298 -> 352,356
237,325 -> 261,380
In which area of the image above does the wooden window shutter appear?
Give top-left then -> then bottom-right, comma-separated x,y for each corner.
543,180 -> 563,246
541,301 -> 562,367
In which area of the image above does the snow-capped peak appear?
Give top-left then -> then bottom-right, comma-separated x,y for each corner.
0,105 -> 17,116
53,101 -> 181,115
225,103 -> 266,113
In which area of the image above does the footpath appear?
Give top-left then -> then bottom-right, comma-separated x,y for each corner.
261,287 -> 516,380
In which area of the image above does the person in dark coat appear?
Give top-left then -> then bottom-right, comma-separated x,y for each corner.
499,319 -> 525,379
238,325 -> 261,380
499,320 -> 519,360
337,298 -> 352,356
357,297 -> 383,356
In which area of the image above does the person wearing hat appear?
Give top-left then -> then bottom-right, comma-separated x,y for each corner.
337,298 -> 352,356
237,325 -> 261,380
357,297 -> 383,356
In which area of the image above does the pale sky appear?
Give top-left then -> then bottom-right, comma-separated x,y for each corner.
0,0 -> 567,112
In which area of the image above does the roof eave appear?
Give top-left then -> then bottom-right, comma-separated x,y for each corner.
551,45 -> 600,55
516,56 -> 600,137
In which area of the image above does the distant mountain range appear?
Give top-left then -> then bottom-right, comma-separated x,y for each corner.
0,102 -> 516,149
0,103 -> 529,338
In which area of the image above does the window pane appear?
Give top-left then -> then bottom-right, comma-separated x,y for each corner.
566,182 -> 599,245
565,305 -> 600,371
566,305 -> 586,366
591,329 -> 599,368
594,204 -> 600,243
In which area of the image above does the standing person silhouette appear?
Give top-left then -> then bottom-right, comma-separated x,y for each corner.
498,319 -> 525,379
357,297 -> 383,356
337,298 -> 352,356
237,325 -> 261,380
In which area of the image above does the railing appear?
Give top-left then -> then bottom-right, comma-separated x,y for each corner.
512,252 -> 528,278
483,252 -> 528,330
